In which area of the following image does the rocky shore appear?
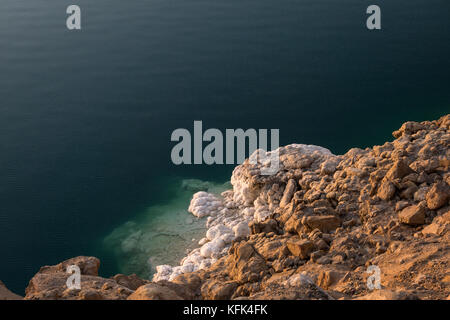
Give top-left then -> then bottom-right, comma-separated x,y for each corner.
2,114 -> 449,300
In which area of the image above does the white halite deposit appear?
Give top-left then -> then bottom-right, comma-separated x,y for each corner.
152,144 -> 335,282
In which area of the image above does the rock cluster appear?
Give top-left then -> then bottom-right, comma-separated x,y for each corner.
153,115 -> 450,300
3,114 -> 449,300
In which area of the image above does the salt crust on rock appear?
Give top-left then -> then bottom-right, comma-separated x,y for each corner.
153,144 -> 334,281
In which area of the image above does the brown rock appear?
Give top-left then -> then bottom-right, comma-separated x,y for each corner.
422,211 -> 450,236
316,239 -> 330,251
201,280 -> 238,300
249,219 -> 280,234
310,250 -> 326,262
127,283 -> 183,300
386,160 -> 414,181
317,270 -> 345,289
36,256 -> 100,277
227,242 -> 268,283
78,289 -> 103,300
398,204 -> 426,225
25,256 -> 133,300
377,180 -> 396,201
284,214 -> 302,234
286,239 -> 316,259
400,182 -> 418,200
172,273 -> 203,295
256,240 -> 286,261
426,182 -> 450,210
355,289 -> 418,300
280,179 -> 297,208
153,280 -> 196,300
302,215 -> 341,232
392,121 -> 425,138
112,274 -> 149,291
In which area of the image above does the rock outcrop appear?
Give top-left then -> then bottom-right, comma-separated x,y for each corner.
24,256 -> 140,300
15,114 -> 450,300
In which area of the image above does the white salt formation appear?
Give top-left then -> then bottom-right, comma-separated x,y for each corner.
153,144 -> 335,282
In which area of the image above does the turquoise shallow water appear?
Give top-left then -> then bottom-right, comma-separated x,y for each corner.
103,179 -> 230,278
0,0 -> 449,293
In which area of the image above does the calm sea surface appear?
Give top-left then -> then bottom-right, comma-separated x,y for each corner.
0,0 -> 449,293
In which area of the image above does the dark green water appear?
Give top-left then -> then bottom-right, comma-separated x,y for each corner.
0,0 -> 449,293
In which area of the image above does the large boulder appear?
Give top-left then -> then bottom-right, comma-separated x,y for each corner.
25,256 -> 136,300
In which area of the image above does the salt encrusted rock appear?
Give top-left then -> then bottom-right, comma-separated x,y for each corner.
233,221 -> 251,238
254,205 -> 271,222
230,144 -> 334,207
152,144 -> 337,284
206,224 -> 232,241
200,238 -> 225,258
152,265 -> 172,282
188,192 -> 224,218
284,273 -> 314,287
242,207 -> 255,217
